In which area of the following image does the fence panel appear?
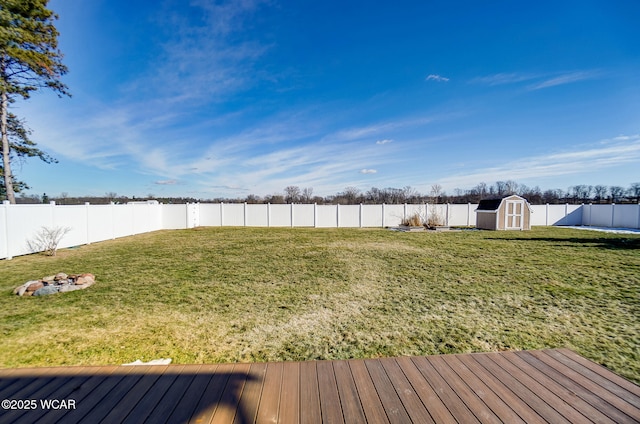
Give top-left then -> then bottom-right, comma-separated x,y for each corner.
133,204 -> 161,234
221,203 -> 245,226
162,204 -> 188,229
53,205 -> 88,248
246,204 -> 268,227
338,205 -> 360,227
383,204 -> 404,227
564,205 -> 582,225
88,205 -> 115,241
529,205 -> 547,225
448,204 -> 477,226
612,204 -> 640,228
361,205 -> 383,227
199,203 -> 221,226
588,204 -> 613,227
293,204 -> 315,227
316,205 -> 337,227
112,205 -> 134,238
269,204 -> 292,227
6,204 -> 54,257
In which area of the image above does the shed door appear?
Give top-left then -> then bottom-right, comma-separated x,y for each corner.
505,200 -> 524,230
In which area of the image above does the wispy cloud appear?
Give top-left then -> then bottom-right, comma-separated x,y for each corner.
155,179 -> 179,185
125,0 -> 272,106
437,135 -> 640,189
472,70 -> 601,90
360,169 -> 377,174
470,72 -> 540,86
528,70 -> 601,90
426,74 -> 450,82
376,139 -> 393,145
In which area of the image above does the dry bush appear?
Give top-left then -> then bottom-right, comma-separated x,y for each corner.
27,226 -> 72,256
401,213 -> 424,227
426,208 -> 445,228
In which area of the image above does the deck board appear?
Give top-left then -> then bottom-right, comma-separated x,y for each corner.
428,354 -> 501,423
442,354 -> 526,424
277,361 -> 299,424
348,359 -> 390,424
525,350 -> 640,423
378,357 -> 434,424
332,360 -> 367,424
365,358 -> 412,423
473,352 -> 572,424
411,355 -> 481,423
299,360 -> 322,424
316,360 -> 344,424
500,351 -> 616,424
0,349 -> 638,424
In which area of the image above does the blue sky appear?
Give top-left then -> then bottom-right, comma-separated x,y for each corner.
13,0 -> 640,199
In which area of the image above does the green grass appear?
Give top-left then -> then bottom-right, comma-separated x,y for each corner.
1,226 -> 638,383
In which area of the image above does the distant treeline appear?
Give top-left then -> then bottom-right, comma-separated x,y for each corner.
13,181 -> 640,205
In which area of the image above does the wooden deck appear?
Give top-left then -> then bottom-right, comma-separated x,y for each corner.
0,348 -> 638,423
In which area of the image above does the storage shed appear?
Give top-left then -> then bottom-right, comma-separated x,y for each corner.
475,195 -> 532,230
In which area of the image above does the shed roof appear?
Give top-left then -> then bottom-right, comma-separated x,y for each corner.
476,195 -> 533,212
476,198 -> 503,211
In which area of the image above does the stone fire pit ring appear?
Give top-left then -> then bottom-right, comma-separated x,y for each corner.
14,272 -> 96,296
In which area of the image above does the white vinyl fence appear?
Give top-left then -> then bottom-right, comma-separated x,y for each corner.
2,201 -> 638,260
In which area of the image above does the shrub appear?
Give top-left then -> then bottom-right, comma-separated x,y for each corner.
27,226 -> 71,256
401,213 -> 424,227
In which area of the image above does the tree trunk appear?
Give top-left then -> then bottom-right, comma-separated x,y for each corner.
1,90 -> 16,204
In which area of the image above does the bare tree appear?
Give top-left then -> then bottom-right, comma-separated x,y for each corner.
505,180 -> 519,195
593,185 -> 608,203
473,182 -> 488,200
245,194 -> 262,204
629,183 -> 640,203
494,181 -> 507,197
609,186 -> 625,203
301,187 -> 314,203
402,186 -> 419,203
284,186 -> 301,203
340,187 -> 360,204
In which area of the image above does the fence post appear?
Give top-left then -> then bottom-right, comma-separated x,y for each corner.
381,203 -> 385,227
291,203 -> 294,228
337,204 -> 340,228
85,202 -> 91,244
2,201 -> 10,259
403,203 -> 407,222
544,203 -> 548,226
220,202 -> 224,227
446,203 -> 450,226
267,203 -> 271,227
425,202 -> 429,226
359,203 -> 363,228
111,202 -> 115,239
244,202 -> 247,226
49,200 -> 56,230
314,203 -> 317,228
467,203 -> 471,226
611,203 -> 615,228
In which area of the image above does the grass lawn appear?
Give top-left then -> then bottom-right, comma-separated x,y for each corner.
1,226 -> 638,383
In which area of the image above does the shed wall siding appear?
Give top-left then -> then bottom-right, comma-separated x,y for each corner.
476,212 -> 497,230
